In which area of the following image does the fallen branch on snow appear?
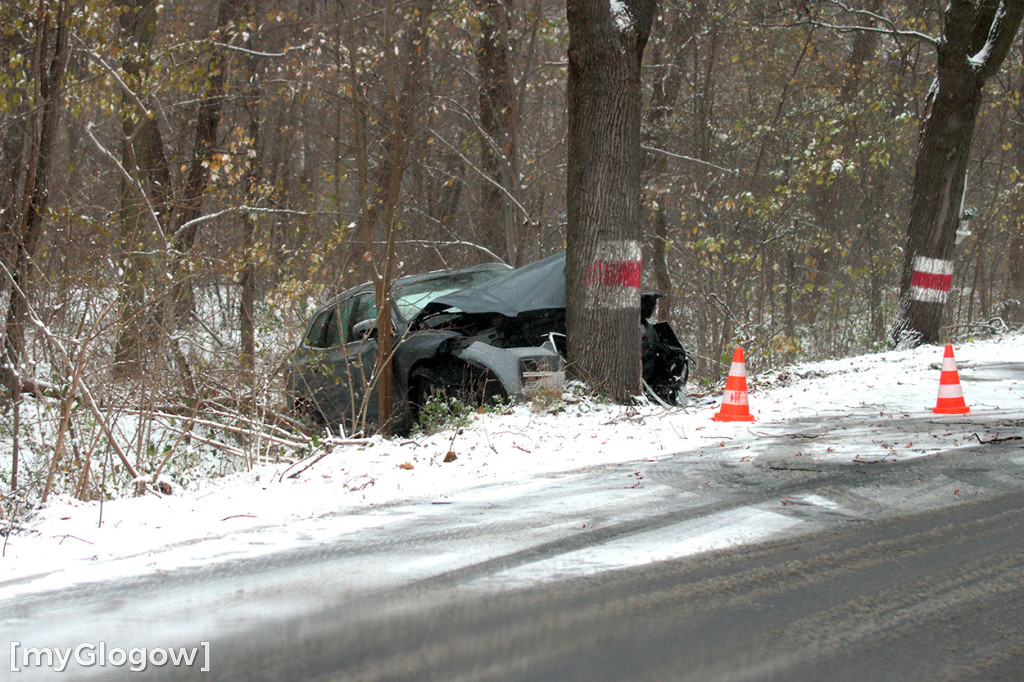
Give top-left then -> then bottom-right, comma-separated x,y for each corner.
972,433 -> 1022,445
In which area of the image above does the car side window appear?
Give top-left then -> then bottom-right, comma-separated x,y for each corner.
348,293 -> 377,343
326,297 -> 360,347
304,309 -> 333,348
323,308 -> 342,347
306,297 -> 359,349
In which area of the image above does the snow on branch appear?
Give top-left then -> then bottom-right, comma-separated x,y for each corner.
171,206 -> 313,243
642,145 -> 738,175
968,3 -> 1006,68
967,0 -> 1024,79
71,35 -> 153,120
211,41 -> 310,59
801,0 -> 939,46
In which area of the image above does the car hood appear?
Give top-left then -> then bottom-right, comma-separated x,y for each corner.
420,251 -> 567,318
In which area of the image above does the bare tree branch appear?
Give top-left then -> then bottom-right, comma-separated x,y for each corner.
642,145 -> 738,174
784,1 -> 939,46
71,35 -> 154,118
427,127 -> 534,226
84,122 -> 166,243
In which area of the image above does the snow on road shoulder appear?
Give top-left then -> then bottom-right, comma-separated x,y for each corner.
3,335 -> 1022,592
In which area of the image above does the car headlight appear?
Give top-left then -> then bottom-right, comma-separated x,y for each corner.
520,356 -> 562,395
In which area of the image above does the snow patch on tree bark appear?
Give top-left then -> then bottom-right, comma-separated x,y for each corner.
610,0 -> 633,33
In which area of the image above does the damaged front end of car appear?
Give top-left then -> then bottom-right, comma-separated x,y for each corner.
403,251 -> 689,414
394,308 -> 567,429
459,341 -> 564,399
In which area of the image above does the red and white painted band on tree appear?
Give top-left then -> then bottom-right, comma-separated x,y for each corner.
909,256 -> 954,304
584,260 -> 641,288
582,240 -> 642,310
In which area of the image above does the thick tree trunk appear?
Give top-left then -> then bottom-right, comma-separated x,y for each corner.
369,0 -> 433,435
893,86 -> 981,345
566,0 -> 657,402
892,0 -> 1024,346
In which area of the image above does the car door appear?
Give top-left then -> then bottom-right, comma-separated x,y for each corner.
290,304 -> 333,413
305,291 -> 381,430
293,296 -> 358,426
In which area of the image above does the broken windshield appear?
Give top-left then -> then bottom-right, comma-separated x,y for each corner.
392,268 -> 510,321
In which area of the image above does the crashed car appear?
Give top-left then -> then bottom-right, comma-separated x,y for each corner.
286,252 -> 689,434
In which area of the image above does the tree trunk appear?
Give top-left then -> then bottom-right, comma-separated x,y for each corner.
1,0 -> 70,492
171,0 -> 246,326
476,0 -> 520,264
113,0 -> 172,377
892,0 -> 1024,346
566,0 -> 657,402
3,1 -> 70,385
239,5 -> 260,378
894,87 -> 982,345
1007,232 -> 1024,324
353,0 -> 433,435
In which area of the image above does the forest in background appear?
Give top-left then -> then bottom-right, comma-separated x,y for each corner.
2,0 -> 1024,512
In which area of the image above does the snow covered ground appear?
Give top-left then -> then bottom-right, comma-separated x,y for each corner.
2,334 -> 1022,595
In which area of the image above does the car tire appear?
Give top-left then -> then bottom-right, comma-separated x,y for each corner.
293,398 -> 326,427
411,364 -> 461,401
409,364 -> 464,422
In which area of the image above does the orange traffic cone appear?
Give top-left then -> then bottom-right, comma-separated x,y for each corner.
933,344 -> 970,415
712,348 -> 756,422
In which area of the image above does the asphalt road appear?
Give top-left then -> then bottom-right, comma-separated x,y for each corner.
211,486 -> 1024,682
3,418 -> 1023,680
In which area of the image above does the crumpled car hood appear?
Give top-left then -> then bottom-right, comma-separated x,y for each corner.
419,251 -> 567,319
